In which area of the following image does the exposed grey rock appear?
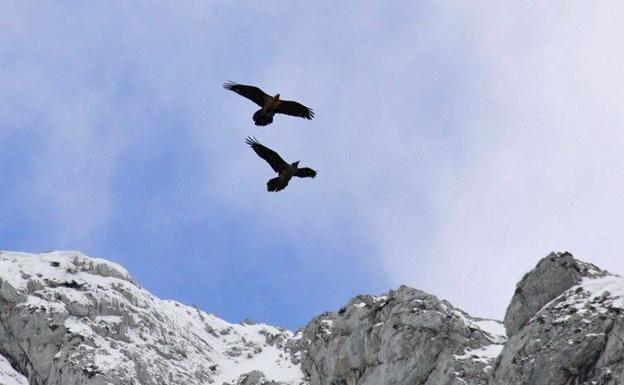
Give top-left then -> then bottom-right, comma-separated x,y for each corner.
225,370 -> 289,385
493,269 -> 624,385
299,252 -> 624,385
299,286 -> 506,385
503,251 -> 607,337
2,250 -> 624,385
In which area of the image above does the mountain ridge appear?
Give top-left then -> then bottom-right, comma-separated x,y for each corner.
0,250 -> 622,384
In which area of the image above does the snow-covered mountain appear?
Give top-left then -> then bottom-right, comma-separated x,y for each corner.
0,251 -> 302,385
1,250 -> 623,385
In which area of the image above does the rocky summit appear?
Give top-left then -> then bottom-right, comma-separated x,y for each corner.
0,250 -> 623,385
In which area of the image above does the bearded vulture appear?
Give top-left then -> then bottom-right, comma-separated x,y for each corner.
245,137 -> 317,192
224,81 -> 314,126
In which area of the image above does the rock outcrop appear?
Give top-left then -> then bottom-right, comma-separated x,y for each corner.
503,251 -> 607,337
225,370 -> 289,385
298,286 -> 505,385
493,252 -> 624,385
1,250 -> 624,385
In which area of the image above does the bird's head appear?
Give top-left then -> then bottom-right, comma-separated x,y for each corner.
291,161 -> 300,168
274,93 -> 280,100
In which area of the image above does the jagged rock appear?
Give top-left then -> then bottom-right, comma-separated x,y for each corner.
2,250 -> 624,385
299,286 -> 506,385
503,251 -> 607,337
493,256 -> 624,384
225,370 -> 289,385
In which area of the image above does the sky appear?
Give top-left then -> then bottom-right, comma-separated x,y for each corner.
2,2 -> 624,330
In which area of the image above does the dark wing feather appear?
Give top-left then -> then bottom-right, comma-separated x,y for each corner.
294,167 -> 317,178
223,81 -> 268,107
274,100 -> 314,120
245,137 -> 289,173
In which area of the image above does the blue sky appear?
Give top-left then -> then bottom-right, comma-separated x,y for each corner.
2,2 -> 624,329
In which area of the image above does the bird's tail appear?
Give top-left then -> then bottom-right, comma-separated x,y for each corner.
253,109 -> 273,126
267,177 -> 285,192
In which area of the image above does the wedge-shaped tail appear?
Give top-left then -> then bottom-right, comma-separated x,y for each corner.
253,109 -> 273,126
267,177 -> 288,192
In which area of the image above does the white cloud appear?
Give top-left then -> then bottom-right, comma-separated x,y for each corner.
3,2 -> 624,323
375,2 -> 624,319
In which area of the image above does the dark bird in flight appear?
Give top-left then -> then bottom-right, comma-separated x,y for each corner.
245,137 -> 317,192
224,81 -> 314,126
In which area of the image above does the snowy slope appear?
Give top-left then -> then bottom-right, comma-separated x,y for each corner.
0,251 -> 304,385
0,353 -> 28,385
451,310 -> 507,371
548,274 -> 624,320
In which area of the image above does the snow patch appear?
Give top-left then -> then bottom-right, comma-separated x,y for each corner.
0,354 -> 28,385
454,344 -> 504,364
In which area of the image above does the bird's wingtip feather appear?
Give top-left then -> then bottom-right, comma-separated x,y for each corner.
222,80 -> 237,90
245,136 -> 261,147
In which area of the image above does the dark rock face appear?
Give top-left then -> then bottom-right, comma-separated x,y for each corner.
503,251 -> 607,337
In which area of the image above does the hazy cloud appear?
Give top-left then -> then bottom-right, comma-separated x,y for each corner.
2,2 -> 624,326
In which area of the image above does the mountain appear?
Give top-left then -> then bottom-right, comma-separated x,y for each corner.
0,250 -> 622,385
0,251 -> 301,385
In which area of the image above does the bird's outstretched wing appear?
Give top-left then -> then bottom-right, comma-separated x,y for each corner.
223,81 -> 268,107
275,100 -> 314,120
245,137 -> 289,173
294,167 -> 317,178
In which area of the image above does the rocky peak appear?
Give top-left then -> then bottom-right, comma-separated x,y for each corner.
299,285 -> 506,385
2,250 -> 624,385
503,251 -> 608,337
494,253 -> 624,385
